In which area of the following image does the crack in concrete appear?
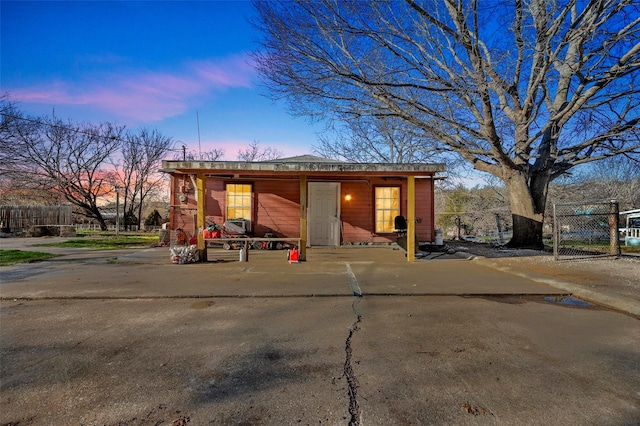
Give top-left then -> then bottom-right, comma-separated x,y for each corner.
344,298 -> 362,426
343,264 -> 363,423
345,262 -> 362,297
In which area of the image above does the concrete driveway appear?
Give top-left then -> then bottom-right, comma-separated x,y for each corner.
1,241 -> 639,425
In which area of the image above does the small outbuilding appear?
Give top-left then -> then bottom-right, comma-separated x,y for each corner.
161,155 -> 445,261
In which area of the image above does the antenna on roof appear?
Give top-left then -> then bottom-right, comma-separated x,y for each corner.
196,111 -> 202,159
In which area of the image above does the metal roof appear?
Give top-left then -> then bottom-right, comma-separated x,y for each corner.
161,155 -> 446,174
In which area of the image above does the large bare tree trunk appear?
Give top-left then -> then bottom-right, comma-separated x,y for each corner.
503,169 -> 550,249
96,214 -> 109,232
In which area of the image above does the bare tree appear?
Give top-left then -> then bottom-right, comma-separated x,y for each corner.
586,156 -> 640,210
0,98 -> 35,180
237,140 -> 282,161
316,116 -> 447,162
117,128 -> 174,230
437,185 -> 472,239
436,184 -> 511,240
549,154 -> 640,210
252,0 -> 640,248
178,147 -> 226,161
2,108 -> 124,230
316,115 -> 469,183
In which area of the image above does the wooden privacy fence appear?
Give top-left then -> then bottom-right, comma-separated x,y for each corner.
0,205 -> 72,233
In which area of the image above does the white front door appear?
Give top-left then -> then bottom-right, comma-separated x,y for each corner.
308,182 -> 340,246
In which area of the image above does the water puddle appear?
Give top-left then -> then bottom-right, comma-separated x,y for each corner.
541,296 -> 600,309
468,295 -> 605,310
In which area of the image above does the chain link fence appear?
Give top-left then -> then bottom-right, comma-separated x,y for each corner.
553,201 -> 620,260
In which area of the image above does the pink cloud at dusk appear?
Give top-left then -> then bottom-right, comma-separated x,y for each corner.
11,82 -> 85,106
8,54 -> 256,122
191,56 -> 255,88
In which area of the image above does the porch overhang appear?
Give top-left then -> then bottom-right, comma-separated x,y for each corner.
161,156 -> 446,262
161,158 -> 445,177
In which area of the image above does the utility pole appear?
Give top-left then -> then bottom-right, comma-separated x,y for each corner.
115,186 -> 120,238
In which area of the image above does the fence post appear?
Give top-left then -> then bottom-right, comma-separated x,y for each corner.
495,213 -> 504,245
609,200 -> 620,257
553,203 -> 559,261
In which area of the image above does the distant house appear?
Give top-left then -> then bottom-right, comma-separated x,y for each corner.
161,155 -> 445,261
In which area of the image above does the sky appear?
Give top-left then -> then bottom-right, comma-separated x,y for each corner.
1,0 -> 324,160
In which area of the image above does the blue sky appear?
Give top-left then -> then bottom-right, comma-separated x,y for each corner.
1,0 -> 322,159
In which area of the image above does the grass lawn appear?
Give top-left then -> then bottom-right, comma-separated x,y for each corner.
34,234 -> 159,249
0,250 -> 60,266
1,233 -> 159,265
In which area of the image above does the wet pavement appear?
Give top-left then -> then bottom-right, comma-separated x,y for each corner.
1,238 -> 639,425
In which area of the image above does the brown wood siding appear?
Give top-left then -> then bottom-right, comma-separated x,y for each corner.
204,179 -> 226,228
170,176 -> 198,238
398,179 -> 434,241
340,181 -> 380,243
172,208 -> 196,240
414,179 -> 434,241
340,177 -> 435,243
253,180 -> 300,237
172,174 -> 436,244
201,178 -> 300,237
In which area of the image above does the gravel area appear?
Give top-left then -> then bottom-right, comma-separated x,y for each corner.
447,241 -> 640,305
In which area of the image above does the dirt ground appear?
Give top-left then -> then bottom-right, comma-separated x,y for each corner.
446,241 -> 640,305
1,239 -> 639,425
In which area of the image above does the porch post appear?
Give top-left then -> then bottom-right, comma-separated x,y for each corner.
196,173 -> 207,260
299,175 -> 308,261
407,175 -> 416,262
